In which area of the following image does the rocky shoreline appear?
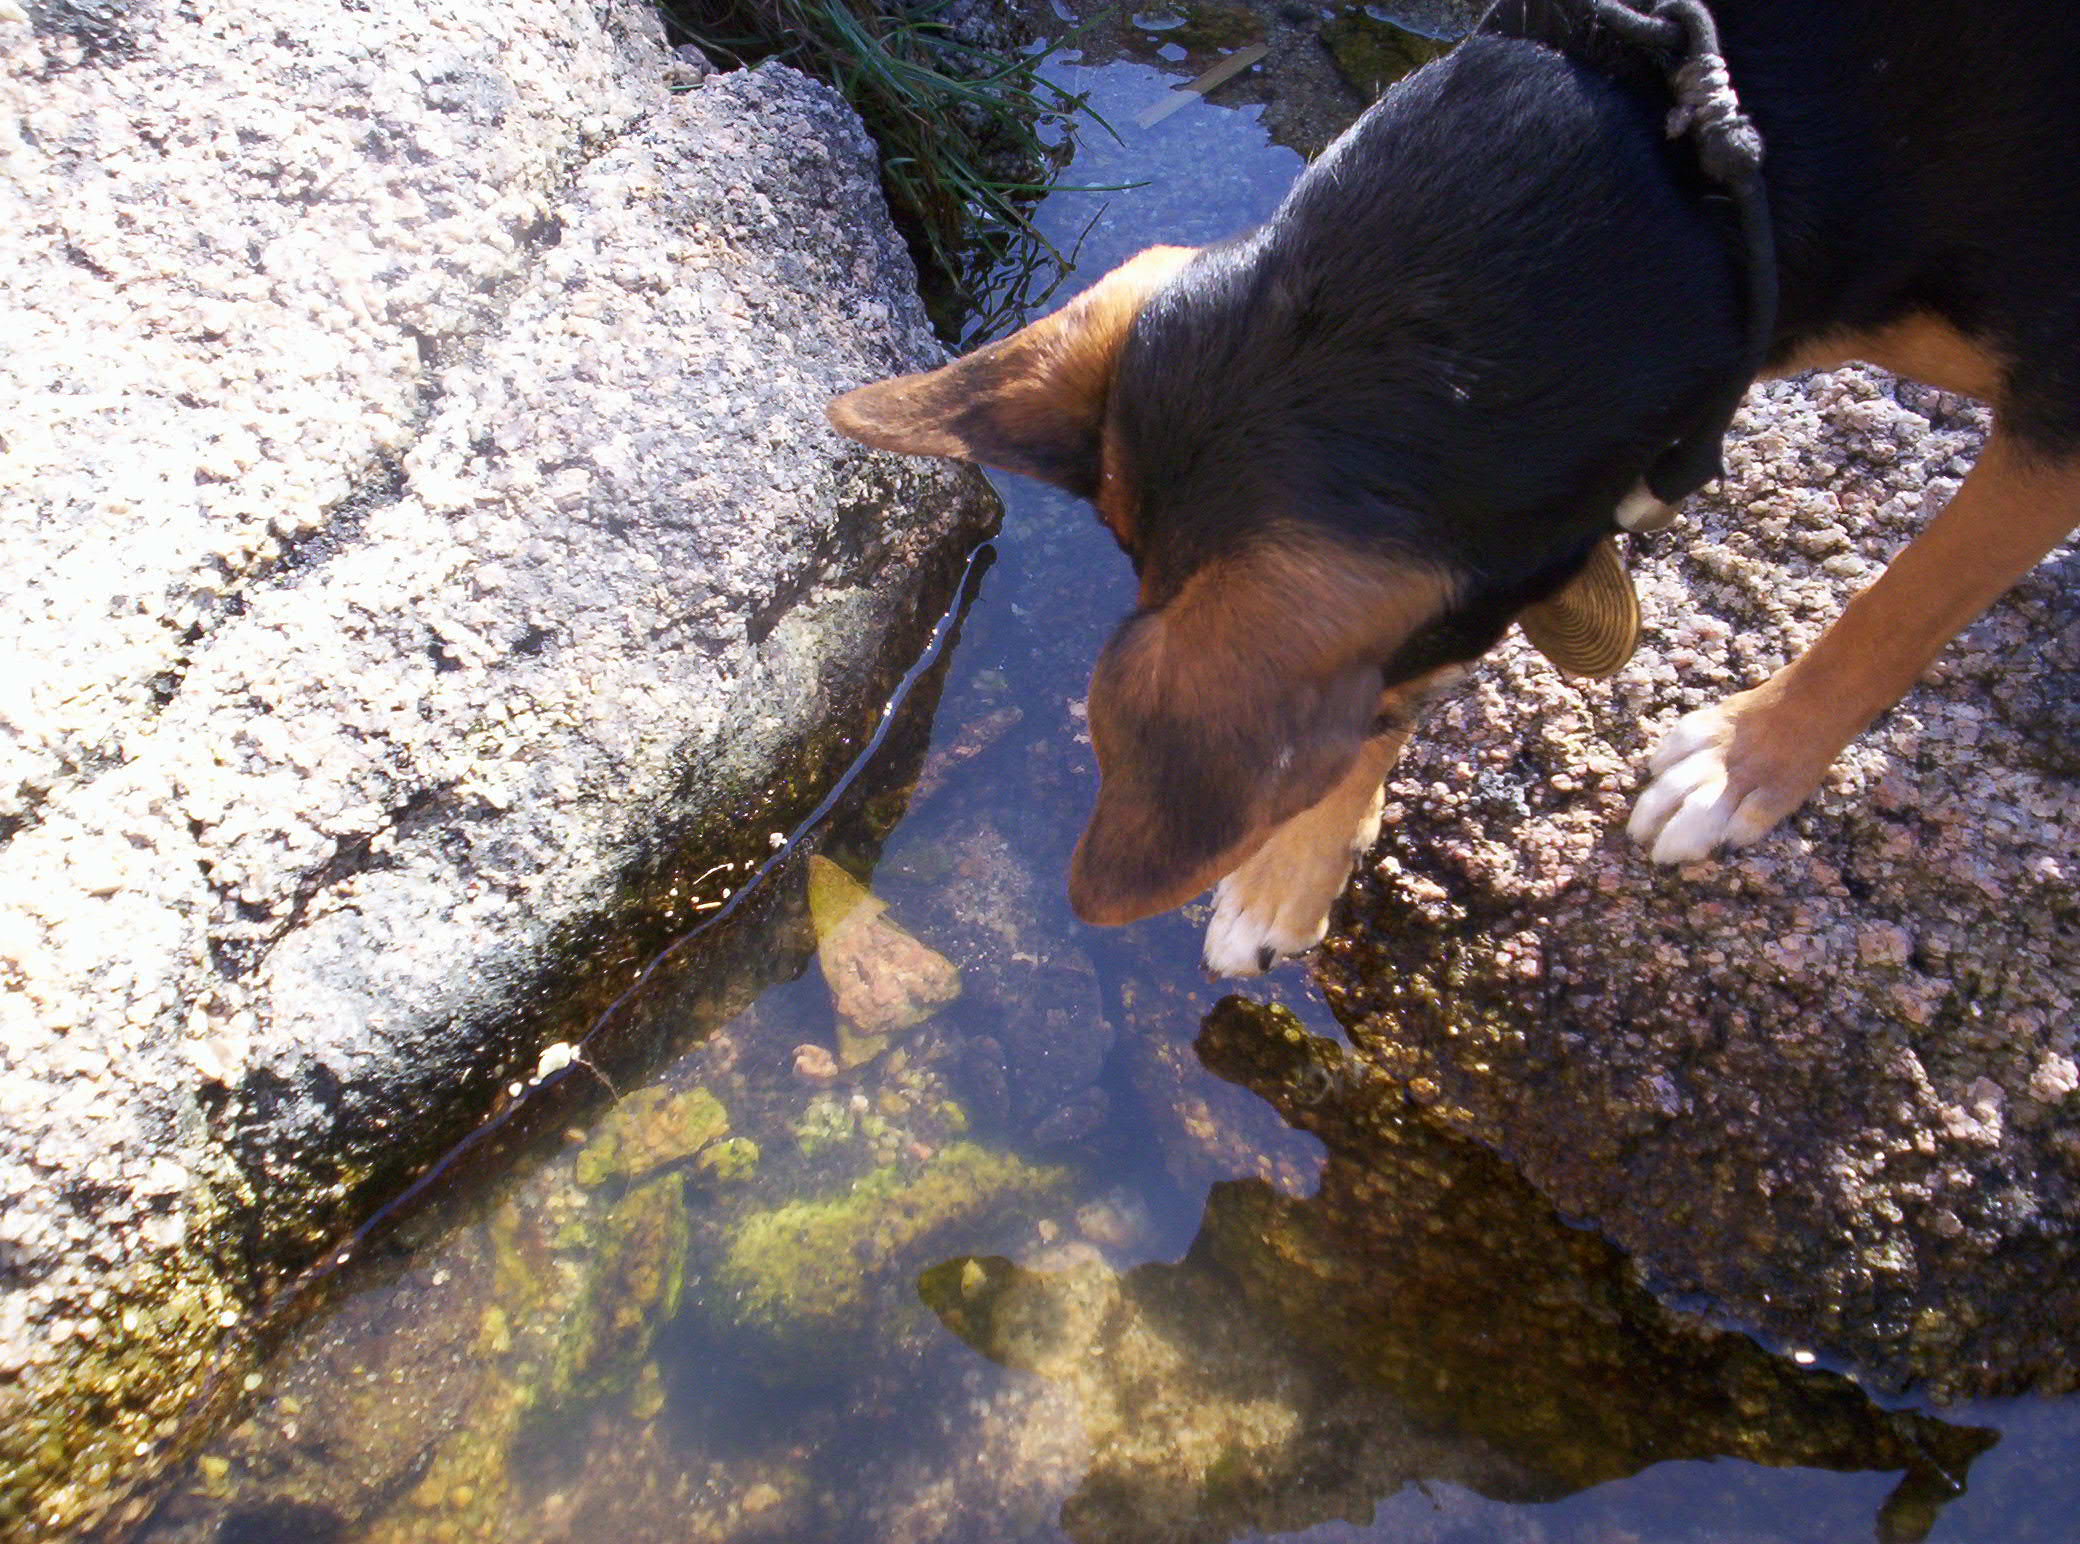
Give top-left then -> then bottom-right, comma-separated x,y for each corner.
0,1 -> 994,1531
7,0 -> 2078,1531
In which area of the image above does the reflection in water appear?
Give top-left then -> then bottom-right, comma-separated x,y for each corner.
922,1000 -> 1996,1544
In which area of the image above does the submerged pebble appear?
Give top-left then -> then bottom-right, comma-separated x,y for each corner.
807,854 -> 961,1063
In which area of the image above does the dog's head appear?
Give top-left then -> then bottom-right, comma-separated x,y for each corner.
829,241 -> 1633,925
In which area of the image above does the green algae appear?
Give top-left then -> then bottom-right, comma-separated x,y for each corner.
303,1168 -> 697,1539
0,1240 -> 252,1540
790,1094 -> 859,1159
315,1166 -> 679,1541
1321,5 -> 1451,96
552,1174 -> 691,1405
715,1141 -> 1066,1357
696,1135 -> 761,1183
1162,2 -> 1266,52
574,1084 -> 732,1189
630,1360 -> 668,1422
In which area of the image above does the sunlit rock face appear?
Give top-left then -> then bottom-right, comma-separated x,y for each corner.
1315,367 -> 2080,1399
0,2 -> 993,1528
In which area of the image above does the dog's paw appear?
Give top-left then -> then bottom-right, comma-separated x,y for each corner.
1201,780 -> 1386,977
1202,868 -> 1336,977
1628,691 -> 1829,863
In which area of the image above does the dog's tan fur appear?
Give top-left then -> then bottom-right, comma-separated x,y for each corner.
828,245 -> 1196,500
1202,672 -> 1456,974
1778,313 -> 2009,401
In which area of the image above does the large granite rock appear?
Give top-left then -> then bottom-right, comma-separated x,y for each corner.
0,0 -> 993,1530
1317,366 -> 2079,1399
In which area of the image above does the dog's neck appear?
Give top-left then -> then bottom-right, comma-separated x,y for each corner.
1488,0 -> 1777,512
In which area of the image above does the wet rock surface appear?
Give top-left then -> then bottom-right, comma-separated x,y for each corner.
1316,368 -> 2080,1399
0,0 -> 994,1530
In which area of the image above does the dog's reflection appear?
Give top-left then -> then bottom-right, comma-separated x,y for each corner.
921,998 -> 1994,1544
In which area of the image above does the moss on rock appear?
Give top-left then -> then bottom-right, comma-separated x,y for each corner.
1320,6 -> 1449,96
695,1136 -> 762,1183
552,1174 -> 692,1404
574,1085 -> 732,1189
714,1141 -> 1066,1359
1164,2 -> 1267,53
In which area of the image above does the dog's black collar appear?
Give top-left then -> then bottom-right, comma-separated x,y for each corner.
1609,1 -> 1776,511
1534,0 -> 1781,516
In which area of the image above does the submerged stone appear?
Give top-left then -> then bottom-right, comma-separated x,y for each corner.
808,854 -> 961,1060
695,1136 -> 761,1183
552,1173 -> 691,1405
574,1084 -> 732,1189
714,1141 -> 1065,1361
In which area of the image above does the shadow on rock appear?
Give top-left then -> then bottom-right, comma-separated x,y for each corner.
920,998 -> 1995,1544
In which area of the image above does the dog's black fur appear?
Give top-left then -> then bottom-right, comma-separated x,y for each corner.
1114,0 -> 2080,679
830,0 -> 2080,938
1495,0 -> 2080,440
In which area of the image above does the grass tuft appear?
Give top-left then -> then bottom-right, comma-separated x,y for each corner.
664,0 -> 1119,339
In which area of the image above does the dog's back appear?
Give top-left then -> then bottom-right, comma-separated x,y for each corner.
1783,0 -> 2080,449
1493,0 -> 2080,448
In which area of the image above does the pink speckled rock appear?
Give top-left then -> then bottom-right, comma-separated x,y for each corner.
1317,366 -> 2079,1399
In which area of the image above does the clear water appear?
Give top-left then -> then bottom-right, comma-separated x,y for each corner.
132,52 -> 2080,1544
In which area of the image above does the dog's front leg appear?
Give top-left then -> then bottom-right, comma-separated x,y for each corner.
1631,429 -> 2080,863
1203,726 -> 1413,977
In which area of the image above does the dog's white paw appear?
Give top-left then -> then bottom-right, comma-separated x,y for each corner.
1201,779 -> 1386,977
1202,871 -> 1335,977
1628,699 -> 1800,863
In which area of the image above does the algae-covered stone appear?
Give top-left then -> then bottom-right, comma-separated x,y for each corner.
574,1085 -> 731,1189
1321,5 -> 1451,96
695,1136 -> 761,1183
552,1174 -> 691,1404
630,1361 -> 667,1423
808,855 -> 962,1063
1163,2 -> 1266,52
715,1142 -> 1064,1357
790,1095 -> 859,1159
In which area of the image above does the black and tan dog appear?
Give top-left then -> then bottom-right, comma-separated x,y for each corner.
829,0 -> 2080,975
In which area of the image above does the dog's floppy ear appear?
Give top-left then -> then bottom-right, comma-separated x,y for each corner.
826,245 -> 1198,498
1068,543 -> 1452,925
